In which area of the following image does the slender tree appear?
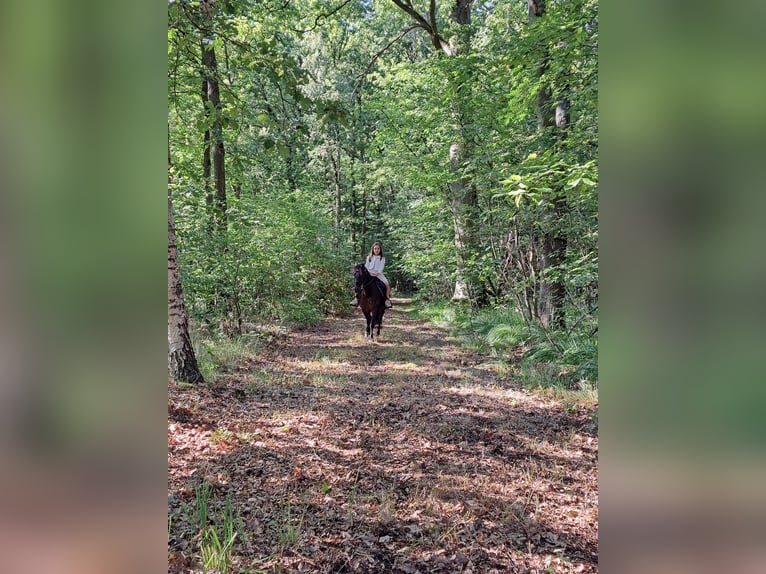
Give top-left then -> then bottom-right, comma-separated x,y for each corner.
201,71 -> 214,227
529,0 -> 568,328
200,0 -> 227,229
388,0 -> 479,302
168,139 -> 204,384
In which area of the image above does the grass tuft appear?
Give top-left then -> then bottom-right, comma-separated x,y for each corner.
272,493 -> 307,549
196,333 -> 263,381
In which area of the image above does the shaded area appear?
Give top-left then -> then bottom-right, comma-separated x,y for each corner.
168,299 -> 598,573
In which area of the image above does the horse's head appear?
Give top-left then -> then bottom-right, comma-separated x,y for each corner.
352,262 -> 368,297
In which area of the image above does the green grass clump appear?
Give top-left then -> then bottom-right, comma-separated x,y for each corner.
177,484 -> 246,574
272,494 -> 307,549
195,333 -> 263,381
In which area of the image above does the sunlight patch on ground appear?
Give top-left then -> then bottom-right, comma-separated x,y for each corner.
279,357 -> 370,376
170,309 -> 598,574
309,372 -> 346,388
442,384 -> 536,403
383,361 -> 425,373
443,368 -> 468,381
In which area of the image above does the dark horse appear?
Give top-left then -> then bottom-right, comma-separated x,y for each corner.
353,262 -> 387,340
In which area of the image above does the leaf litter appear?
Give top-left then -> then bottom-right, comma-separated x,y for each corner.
168,300 -> 598,573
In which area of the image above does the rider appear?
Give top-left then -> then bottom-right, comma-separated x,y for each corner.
350,241 -> 393,308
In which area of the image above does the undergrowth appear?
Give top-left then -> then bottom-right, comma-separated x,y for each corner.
414,299 -> 598,391
194,332 -> 264,381
170,482 -> 247,574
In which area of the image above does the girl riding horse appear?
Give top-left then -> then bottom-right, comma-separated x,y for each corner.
350,241 -> 392,308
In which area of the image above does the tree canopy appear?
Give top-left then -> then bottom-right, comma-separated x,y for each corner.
168,0 -> 598,384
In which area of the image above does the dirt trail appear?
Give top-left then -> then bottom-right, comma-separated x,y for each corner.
168,298 -> 598,573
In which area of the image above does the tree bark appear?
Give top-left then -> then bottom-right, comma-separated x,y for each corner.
448,0 -> 478,302
168,141 -> 204,384
201,76 -> 214,231
334,146 -> 341,234
360,184 -> 367,259
350,175 -> 357,253
528,0 -> 545,23
529,0 -> 568,329
449,141 -> 477,302
329,131 -> 342,249
547,100 -> 569,328
200,0 -> 227,229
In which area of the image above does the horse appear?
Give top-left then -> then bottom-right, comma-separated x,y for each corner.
352,262 -> 387,340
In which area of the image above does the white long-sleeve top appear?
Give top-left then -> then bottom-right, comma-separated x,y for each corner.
365,255 -> 385,276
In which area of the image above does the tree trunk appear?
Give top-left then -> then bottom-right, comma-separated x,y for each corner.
168,141 -> 204,384
328,132 -> 342,250
448,1 -> 478,303
201,78 -> 212,191
546,100 -> 569,328
389,0 -> 479,303
333,145 -> 341,236
529,0 -> 568,329
449,142 -> 475,302
360,184 -> 367,259
285,143 -> 298,191
350,176 -> 357,253
201,76 -> 214,232
200,0 -> 226,229
528,0 -> 545,24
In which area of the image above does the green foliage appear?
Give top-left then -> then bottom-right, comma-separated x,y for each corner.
196,332 -> 265,381
211,428 -> 234,445
173,187 -> 349,329
519,327 -> 598,388
487,323 -> 528,350
168,0 -> 597,382
193,481 -> 212,533
386,194 -> 456,298
417,300 -> 597,386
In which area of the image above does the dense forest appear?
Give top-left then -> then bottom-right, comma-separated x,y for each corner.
168,1 -> 598,571
168,0 -> 597,387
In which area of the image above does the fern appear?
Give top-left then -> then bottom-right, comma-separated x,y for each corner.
486,323 -> 526,349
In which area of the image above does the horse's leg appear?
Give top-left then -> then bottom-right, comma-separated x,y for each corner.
364,313 -> 372,338
370,309 -> 379,338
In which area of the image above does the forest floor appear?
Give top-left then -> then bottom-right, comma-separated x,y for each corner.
168,298 -> 598,574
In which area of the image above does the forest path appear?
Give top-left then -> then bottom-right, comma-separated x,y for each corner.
168,298 -> 598,573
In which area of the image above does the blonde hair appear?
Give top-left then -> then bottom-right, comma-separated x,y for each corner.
367,241 -> 384,260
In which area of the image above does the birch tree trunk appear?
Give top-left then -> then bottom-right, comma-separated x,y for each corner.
168,143 -> 203,384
